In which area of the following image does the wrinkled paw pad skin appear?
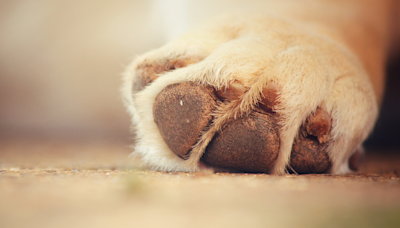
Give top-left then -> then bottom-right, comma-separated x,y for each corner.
202,112 -> 279,173
154,81 -> 333,174
153,82 -> 217,159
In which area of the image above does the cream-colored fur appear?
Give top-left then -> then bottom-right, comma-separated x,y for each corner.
122,0 -> 399,174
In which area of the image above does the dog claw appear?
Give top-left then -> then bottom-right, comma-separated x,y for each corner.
215,81 -> 246,100
305,108 -> 331,144
260,83 -> 279,112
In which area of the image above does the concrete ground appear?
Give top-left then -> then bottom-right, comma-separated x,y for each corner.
0,137 -> 399,228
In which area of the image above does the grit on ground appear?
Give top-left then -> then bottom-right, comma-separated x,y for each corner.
0,137 -> 399,228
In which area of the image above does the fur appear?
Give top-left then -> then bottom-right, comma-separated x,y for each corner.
122,0 -> 399,174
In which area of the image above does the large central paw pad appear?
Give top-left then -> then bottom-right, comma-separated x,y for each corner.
154,82 -> 332,173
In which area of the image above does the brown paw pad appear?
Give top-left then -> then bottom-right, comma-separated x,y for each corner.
290,135 -> 331,174
289,108 -> 332,174
153,82 -> 217,159
136,58 -> 198,90
201,112 -> 280,173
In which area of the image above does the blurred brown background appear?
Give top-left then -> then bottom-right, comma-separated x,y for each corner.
0,0 -> 399,149
366,58 -> 400,150
0,0 -> 171,143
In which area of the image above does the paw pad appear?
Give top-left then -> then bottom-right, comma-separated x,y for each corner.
202,112 -> 279,173
154,81 -> 280,172
153,81 -> 333,174
136,58 -> 198,90
290,135 -> 331,174
289,108 -> 332,173
153,82 -> 217,159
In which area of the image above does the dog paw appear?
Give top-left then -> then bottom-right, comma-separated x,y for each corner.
122,15 -> 378,174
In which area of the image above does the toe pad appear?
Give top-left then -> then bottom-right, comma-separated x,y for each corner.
154,82 -> 217,159
202,112 -> 280,173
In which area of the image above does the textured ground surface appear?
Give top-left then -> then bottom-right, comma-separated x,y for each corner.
0,137 -> 400,228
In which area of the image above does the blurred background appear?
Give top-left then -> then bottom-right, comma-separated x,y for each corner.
0,0 -> 171,144
0,0 -> 399,149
